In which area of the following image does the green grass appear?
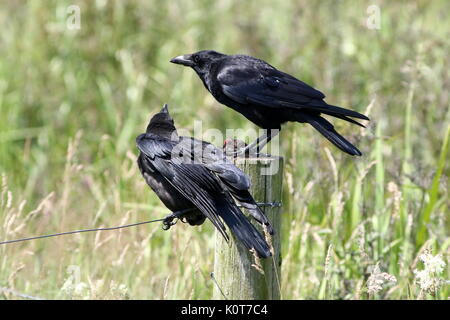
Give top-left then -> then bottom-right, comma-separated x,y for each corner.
0,0 -> 449,299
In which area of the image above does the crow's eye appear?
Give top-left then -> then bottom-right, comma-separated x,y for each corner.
193,55 -> 200,63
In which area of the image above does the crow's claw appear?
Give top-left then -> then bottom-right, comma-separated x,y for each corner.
162,216 -> 178,230
161,208 -> 194,230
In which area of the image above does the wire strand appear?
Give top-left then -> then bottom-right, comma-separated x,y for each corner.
0,217 -> 167,245
0,202 -> 282,246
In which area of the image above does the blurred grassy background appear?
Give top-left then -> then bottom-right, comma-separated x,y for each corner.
0,0 -> 449,299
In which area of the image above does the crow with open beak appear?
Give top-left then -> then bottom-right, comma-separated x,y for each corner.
136,104 -> 273,258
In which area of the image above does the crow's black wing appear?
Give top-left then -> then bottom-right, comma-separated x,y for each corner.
177,136 -> 251,189
137,134 -> 228,239
164,159 -> 271,257
217,61 -> 368,120
136,133 -> 172,160
202,157 -> 274,234
177,136 -> 274,234
137,134 -> 271,257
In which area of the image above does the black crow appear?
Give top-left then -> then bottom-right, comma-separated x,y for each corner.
136,104 -> 273,258
171,50 -> 369,156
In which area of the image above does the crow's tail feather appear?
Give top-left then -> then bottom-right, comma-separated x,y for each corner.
302,114 -> 363,156
216,199 -> 272,258
222,183 -> 274,235
309,102 -> 370,121
245,205 -> 274,235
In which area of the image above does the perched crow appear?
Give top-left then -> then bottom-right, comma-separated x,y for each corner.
171,50 -> 369,156
136,104 -> 273,258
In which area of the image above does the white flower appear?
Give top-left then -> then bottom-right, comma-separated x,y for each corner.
60,276 -> 89,299
60,277 -> 74,296
420,253 -> 445,274
73,282 -> 89,298
110,281 -> 130,299
367,263 -> 397,294
414,250 -> 446,294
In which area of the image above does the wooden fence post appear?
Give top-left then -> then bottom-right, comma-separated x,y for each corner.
213,156 -> 284,300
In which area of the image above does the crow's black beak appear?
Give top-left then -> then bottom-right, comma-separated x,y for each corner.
160,103 -> 169,114
170,55 -> 194,67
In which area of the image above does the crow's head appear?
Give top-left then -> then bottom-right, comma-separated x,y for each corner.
145,104 -> 178,140
170,50 -> 225,75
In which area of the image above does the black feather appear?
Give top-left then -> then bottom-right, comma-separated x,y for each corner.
171,50 -> 369,155
137,105 -> 273,258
